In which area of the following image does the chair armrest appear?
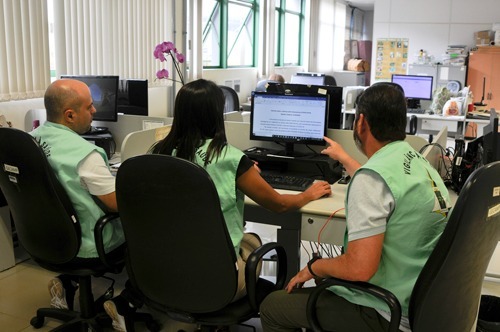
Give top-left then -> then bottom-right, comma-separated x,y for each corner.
306,277 -> 402,332
94,212 -> 122,270
245,242 -> 287,310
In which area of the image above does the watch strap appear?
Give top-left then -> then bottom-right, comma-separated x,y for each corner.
307,256 -> 321,278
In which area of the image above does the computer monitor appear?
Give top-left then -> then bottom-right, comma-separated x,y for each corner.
117,79 -> 148,116
290,73 -> 325,86
482,109 -> 499,164
250,91 -> 329,157
266,82 -> 343,129
61,75 -> 119,122
391,74 -> 433,109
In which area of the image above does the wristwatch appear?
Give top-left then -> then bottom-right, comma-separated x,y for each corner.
307,255 -> 321,278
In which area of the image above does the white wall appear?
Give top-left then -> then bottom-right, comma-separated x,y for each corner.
148,86 -> 170,118
202,68 -> 259,105
371,0 -> 500,84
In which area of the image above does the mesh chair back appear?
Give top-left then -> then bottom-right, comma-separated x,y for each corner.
219,85 -> 240,114
116,154 -> 239,314
0,128 -> 80,265
409,161 -> 500,331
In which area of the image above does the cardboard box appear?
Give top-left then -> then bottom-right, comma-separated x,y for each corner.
347,58 -> 370,72
475,30 -> 493,46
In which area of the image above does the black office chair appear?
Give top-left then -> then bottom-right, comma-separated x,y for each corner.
0,127 -> 126,331
324,75 -> 337,86
407,115 -> 418,135
219,85 -> 240,114
307,161 -> 500,332
115,154 -> 287,331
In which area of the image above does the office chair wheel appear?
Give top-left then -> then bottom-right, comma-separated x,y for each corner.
30,315 -> 44,328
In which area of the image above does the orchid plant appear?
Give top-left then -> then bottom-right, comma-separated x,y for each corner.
153,41 -> 185,85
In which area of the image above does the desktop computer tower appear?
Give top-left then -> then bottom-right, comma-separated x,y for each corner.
81,133 -> 115,159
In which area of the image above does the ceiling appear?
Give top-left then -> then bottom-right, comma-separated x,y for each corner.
346,0 -> 375,11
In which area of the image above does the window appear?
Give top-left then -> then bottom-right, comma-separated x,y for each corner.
202,0 -> 257,68
49,0 -> 174,87
0,0 -> 51,101
274,0 -> 305,66
345,6 -> 365,65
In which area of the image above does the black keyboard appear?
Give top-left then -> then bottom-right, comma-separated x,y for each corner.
407,109 -> 425,114
261,173 -> 314,191
83,126 -> 109,135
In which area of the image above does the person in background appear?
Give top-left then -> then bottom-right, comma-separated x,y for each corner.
260,83 -> 451,332
30,79 -> 125,312
255,73 -> 286,92
268,73 -> 285,83
103,78 -> 331,331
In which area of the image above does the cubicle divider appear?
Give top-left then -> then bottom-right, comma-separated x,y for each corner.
421,126 -> 449,177
24,109 -> 174,154
120,125 -> 172,162
118,112 -> 244,160
93,114 -> 172,152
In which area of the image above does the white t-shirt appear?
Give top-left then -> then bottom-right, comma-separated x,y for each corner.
77,151 -> 115,196
346,170 -> 393,241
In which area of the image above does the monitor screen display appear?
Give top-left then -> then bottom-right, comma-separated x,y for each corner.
61,75 -> 119,122
392,74 -> 433,100
117,79 -> 148,116
250,92 -> 328,156
266,82 -> 343,129
290,74 -> 325,86
391,74 -> 433,100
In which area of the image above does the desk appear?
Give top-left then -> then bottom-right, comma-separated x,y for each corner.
417,114 -> 465,137
244,182 -> 347,282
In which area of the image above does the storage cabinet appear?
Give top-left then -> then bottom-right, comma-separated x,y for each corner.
332,70 -> 366,87
467,47 -> 500,110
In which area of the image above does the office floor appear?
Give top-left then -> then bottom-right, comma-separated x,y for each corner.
0,258 -> 264,332
2,256 -> 500,332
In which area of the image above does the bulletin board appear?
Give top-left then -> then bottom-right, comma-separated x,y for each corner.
375,38 -> 409,80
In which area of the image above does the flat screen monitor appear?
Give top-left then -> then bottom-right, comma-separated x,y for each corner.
482,110 -> 499,164
290,74 -> 325,86
117,79 -> 148,116
266,82 -> 343,129
391,74 -> 433,109
61,75 -> 119,122
250,91 -> 329,157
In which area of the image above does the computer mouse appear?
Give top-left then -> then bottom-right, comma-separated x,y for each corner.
428,110 -> 434,115
338,175 -> 351,185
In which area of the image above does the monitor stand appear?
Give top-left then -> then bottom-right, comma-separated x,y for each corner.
407,98 -> 421,110
273,143 -> 309,158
